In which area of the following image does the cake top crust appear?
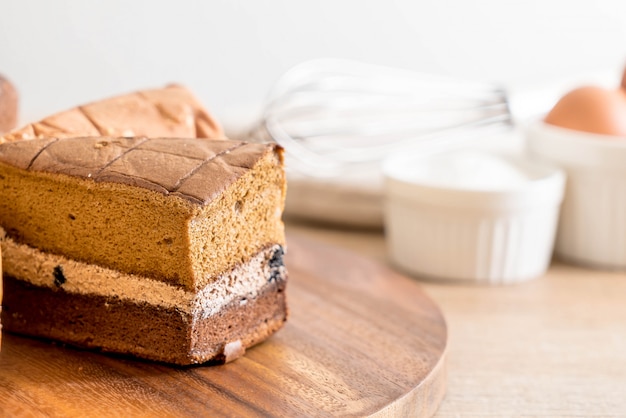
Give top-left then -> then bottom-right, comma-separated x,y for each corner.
0,136 -> 279,205
0,84 -> 224,143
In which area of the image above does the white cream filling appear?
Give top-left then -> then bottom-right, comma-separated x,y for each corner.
0,228 -> 283,318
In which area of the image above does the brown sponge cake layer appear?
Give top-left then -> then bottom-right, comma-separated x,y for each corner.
2,274 -> 287,365
0,137 -> 286,289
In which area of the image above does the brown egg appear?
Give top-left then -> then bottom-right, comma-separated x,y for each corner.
544,69 -> 626,137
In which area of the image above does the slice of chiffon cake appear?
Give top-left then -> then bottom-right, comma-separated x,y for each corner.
0,84 -> 224,144
0,136 -> 287,365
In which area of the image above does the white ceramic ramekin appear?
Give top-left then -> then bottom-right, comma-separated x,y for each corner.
527,122 -> 626,269
383,151 -> 565,284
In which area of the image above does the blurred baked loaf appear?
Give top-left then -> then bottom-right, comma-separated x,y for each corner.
0,74 -> 18,134
0,84 -> 223,143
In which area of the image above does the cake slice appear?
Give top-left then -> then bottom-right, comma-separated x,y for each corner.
0,84 -> 224,143
0,136 -> 287,365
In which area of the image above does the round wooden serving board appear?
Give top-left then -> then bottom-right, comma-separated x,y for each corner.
0,233 -> 447,417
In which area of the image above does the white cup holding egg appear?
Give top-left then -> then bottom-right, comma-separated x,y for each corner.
383,150 -> 565,284
527,68 -> 626,269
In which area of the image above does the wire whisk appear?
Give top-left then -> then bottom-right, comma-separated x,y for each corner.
250,59 -> 514,176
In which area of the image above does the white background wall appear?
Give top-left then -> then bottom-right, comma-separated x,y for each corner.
2,0 -> 626,128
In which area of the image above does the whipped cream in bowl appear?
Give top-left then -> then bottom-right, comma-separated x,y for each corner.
383,149 -> 565,284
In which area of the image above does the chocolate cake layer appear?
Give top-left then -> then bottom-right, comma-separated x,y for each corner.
2,274 -> 287,365
0,84 -> 222,143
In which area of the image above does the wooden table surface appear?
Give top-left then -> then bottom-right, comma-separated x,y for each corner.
0,233 -> 447,417
287,221 -> 626,417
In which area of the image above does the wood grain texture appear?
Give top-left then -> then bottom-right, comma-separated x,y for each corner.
0,233 -> 447,418
287,222 -> 626,417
